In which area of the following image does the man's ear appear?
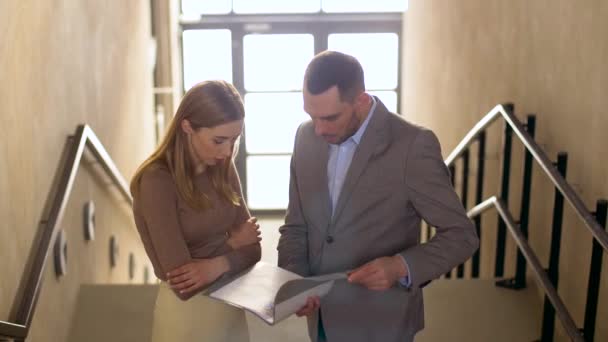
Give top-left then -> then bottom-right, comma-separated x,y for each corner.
354,92 -> 370,109
181,119 -> 194,135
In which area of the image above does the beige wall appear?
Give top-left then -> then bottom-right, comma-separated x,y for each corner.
0,1 -> 156,341
402,1 -> 608,340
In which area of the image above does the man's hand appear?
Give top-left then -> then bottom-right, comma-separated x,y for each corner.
347,255 -> 408,291
296,296 -> 320,317
227,217 -> 261,249
167,256 -> 230,294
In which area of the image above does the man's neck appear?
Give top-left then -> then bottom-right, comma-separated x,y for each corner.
357,99 -> 373,124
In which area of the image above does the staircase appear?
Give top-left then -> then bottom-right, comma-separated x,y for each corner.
62,278 -> 542,342
2,105 -> 607,341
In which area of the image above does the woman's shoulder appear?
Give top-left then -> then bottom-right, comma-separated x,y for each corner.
139,163 -> 175,190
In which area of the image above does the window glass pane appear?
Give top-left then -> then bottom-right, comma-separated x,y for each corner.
245,93 -> 308,154
181,0 -> 232,16
234,0 -> 320,14
328,33 -> 399,89
244,34 -> 314,91
369,91 -> 398,113
182,30 -> 232,90
246,155 -> 290,209
323,0 -> 407,13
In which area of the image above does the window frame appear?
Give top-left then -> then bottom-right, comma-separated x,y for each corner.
180,12 -> 403,215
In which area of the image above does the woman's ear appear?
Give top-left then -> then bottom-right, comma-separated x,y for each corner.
181,119 -> 193,135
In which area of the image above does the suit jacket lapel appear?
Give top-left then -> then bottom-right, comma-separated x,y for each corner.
311,137 -> 332,227
331,100 -> 391,223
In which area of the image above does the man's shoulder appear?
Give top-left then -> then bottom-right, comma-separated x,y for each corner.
297,120 -> 316,137
293,120 -> 320,148
385,112 -> 433,146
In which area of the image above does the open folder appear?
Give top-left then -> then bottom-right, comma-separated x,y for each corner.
203,262 -> 347,325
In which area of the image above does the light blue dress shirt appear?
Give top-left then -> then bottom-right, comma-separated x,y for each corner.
326,97 -> 412,287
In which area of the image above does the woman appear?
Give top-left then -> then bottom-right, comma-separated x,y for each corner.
130,80 -> 261,341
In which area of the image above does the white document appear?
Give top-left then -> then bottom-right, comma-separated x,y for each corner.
205,262 -> 346,325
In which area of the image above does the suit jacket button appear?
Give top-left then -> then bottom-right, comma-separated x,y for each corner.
326,236 -> 334,244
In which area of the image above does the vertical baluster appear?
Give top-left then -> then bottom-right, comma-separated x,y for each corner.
513,115 -> 536,288
472,131 -> 486,278
495,104 -> 514,279
445,164 -> 456,279
540,152 -> 568,342
582,199 -> 607,341
471,131 -> 486,278
457,149 -> 470,278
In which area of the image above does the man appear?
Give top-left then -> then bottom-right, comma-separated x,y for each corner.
277,51 -> 479,342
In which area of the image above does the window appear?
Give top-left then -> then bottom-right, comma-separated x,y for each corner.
234,0 -> 320,14
182,29 -> 232,90
244,93 -> 308,154
322,0 -> 407,13
180,8 -> 403,211
181,0 -> 407,16
182,0 -> 231,16
329,33 -> 399,112
242,34 -> 314,209
243,34 -> 314,91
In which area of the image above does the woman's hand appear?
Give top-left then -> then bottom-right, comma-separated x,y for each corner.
227,217 -> 261,249
167,256 -> 230,295
296,296 -> 320,317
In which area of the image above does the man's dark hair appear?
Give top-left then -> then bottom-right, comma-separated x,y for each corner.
304,51 -> 365,102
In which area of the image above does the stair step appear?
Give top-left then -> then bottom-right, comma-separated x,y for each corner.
416,279 -> 542,342
67,284 -> 158,342
65,279 -> 542,342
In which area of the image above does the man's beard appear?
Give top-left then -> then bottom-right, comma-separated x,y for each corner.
335,109 -> 362,144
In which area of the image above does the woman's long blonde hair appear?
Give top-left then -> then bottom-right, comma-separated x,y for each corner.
130,80 -> 244,210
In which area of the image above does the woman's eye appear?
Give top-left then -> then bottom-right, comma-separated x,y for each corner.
214,139 -> 224,145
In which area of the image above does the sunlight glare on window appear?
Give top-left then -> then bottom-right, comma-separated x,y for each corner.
323,0 -> 407,13
182,30 -> 232,90
244,34 -> 314,91
247,156 -> 291,209
244,93 -> 309,154
233,0 -> 320,14
181,0 -> 232,16
369,91 -> 398,113
328,33 -> 399,90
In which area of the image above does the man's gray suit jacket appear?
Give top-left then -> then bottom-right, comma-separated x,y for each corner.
278,99 -> 479,342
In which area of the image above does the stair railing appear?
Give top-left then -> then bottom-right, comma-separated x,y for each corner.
0,125 -> 133,341
437,103 -> 607,341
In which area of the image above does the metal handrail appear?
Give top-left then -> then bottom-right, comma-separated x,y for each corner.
445,103 -> 608,253
0,321 -> 26,340
467,197 -> 584,341
0,125 -> 132,340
